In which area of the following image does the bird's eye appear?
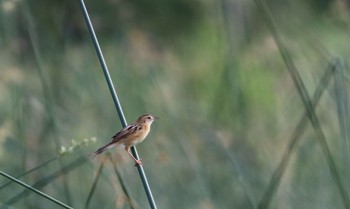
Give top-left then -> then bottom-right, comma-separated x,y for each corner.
147,116 -> 151,120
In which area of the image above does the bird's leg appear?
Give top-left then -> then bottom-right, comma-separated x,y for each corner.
126,148 -> 143,166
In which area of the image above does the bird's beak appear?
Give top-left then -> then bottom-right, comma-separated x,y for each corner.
153,116 -> 160,120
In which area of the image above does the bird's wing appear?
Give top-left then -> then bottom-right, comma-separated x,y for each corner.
111,123 -> 142,143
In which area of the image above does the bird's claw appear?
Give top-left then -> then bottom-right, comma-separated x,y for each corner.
134,159 -> 143,167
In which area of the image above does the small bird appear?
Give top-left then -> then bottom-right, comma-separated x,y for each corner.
94,114 -> 159,166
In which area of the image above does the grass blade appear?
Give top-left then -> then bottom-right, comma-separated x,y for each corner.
254,0 -> 350,208
110,156 -> 137,209
259,62 -> 336,209
0,170 -> 73,209
334,59 -> 350,190
0,156 -> 58,190
85,161 -> 104,209
21,0 -> 72,203
3,156 -> 87,207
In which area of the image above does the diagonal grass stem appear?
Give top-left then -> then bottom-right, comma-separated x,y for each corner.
254,1 -> 350,208
3,156 -> 87,207
259,62 -> 336,209
78,0 -> 157,208
85,162 -> 104,209
0,156 -> 58,190
0,170 -> 73,209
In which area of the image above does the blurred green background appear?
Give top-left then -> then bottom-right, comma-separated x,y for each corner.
1,0 -> 350,208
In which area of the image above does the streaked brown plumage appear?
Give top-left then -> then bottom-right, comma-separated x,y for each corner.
94,114 -> 159,166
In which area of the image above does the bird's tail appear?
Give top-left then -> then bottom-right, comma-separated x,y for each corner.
92,142 -> 115,158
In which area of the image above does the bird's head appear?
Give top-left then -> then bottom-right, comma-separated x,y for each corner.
137,114 -> 159,125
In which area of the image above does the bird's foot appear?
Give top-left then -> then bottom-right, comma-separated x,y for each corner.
134,159 -> 143,167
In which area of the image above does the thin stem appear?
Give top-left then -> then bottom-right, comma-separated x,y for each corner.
0,156 -> 58,190
334,59 -> 350,192
21,0 -> 71,203
254,1 -> 350,208
0,170 -> 73,209
78,1 -> 157,208
109,155 -> 137,209
259,62 -> 336,209
85,162 -> 104,209
3,156 -> 87,207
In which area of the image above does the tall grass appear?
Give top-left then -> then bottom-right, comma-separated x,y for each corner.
1,0 -> 350,208
254,0 -> 349,207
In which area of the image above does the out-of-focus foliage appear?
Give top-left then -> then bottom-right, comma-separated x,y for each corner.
1,0 -> 350,208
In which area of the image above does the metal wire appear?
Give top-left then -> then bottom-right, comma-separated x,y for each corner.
78,1 -> 158,208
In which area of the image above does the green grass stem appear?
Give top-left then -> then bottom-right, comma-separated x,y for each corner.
254,0 -> 350,208
85,161 -> 104,209
110,156 -> 137,209
79,0 -> 158,208
0,156 -> 58,190
0,170 -> 73,209
21,0 -> 72,203
3,156 -> 87,207
258,62 -> 336,209
334,59 -> 350,191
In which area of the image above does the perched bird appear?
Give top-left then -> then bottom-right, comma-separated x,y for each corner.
94,114 -> 159,166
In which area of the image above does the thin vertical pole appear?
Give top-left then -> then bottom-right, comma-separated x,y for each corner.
78,1 -> 157,208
